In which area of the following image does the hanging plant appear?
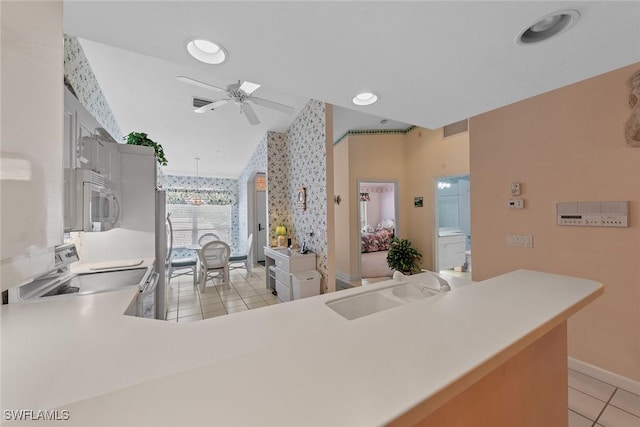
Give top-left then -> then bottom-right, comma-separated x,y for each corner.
387,237 -> 422,274
124,132 -> 168,166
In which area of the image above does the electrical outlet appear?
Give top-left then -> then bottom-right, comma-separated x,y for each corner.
507,234 -> 533,248
511,182 -> 521,196
507,199 -> 524,209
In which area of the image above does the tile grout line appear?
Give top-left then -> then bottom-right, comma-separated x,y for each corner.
591,387 -> 617,427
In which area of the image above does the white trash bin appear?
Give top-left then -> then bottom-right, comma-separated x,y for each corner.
292,270 -> 322,300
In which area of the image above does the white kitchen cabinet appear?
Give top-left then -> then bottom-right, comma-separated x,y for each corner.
118,144 -> 156,233
264,247 -> 316,302
63,88 -> 122,231
438,235 -> 466,270
1,1 -> 64,291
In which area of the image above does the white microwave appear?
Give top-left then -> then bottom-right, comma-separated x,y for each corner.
74,169 -> 120,232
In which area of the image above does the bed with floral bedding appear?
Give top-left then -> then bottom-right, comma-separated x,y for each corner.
360,221 -> 395,278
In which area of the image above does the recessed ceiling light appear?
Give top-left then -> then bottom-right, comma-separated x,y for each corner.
186,39 -> 227,64
352,92 -> 378,106
517,10 -> 580,45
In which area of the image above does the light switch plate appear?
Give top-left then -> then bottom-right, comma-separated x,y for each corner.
507,234 -> 533,248
511,182 -> 521,196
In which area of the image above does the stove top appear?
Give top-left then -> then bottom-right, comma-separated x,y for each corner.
43,268 -> 150,298
9,243 -> 154,303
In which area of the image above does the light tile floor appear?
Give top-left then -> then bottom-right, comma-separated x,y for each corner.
166,265 -> 279,322
168,266 -> 639,426
569,368 -> 640,427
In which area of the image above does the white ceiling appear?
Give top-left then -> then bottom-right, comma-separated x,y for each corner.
63,1 -> 640,178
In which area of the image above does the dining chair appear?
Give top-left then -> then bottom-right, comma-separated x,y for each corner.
198,232 -> 221,246
229,233 -> 254,275
198,240 -> 230,292
170,256 -> 198,286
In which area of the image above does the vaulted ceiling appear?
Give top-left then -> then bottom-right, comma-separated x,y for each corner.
64,1 -> 640,177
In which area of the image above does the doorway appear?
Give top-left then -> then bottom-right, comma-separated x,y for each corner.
434,175 -> 471,278
358,180 -> 398,280
255,173 -> 267,263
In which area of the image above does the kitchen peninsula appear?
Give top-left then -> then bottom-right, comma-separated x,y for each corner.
1,270 -> 602,426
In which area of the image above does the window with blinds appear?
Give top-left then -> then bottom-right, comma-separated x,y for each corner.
168,204 -> 231,247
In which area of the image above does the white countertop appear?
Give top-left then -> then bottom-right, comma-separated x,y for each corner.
0,269 -> 602,426
70,257 -> 154,274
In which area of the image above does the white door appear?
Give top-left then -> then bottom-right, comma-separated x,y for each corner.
256,190 -> 267,262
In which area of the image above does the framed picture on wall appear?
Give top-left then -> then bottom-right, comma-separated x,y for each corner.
414,197 -> 424,207
297,187 -> 306,211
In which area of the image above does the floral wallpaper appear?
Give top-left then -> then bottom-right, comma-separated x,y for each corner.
267,132 -> 291,239
237,105 -> 328,291
237,135 -> 268,253
284,100 -> 328,291
163,174 -> 239,256
63,35 -> 122,141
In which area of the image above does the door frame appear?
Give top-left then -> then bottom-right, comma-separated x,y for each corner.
433,174 -> 470,273
357,179 -> 399,279
247,171 -> 267,264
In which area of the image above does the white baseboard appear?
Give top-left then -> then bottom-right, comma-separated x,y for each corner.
569,357 -> 640,395
335,271 -> 360,283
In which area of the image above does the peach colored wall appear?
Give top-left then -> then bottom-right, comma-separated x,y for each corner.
470,63 -> 640,381
333,130 -> 469,278
333,137 -> 352,276
345,133 -> 407,277
325,104 -> 336,292
404,127 -> 470,271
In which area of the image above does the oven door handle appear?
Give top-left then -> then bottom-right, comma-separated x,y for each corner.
139,272 -> 159,296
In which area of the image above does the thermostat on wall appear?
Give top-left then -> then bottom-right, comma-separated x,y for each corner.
556,201 -> 629,227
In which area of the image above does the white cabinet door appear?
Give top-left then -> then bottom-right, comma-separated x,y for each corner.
1,1 -> 63,291
63,101 -> 76,232
438,236 -> 466,270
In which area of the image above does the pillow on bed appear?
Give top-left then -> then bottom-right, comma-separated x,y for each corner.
376,219 -> 395,234
361,224 -> 374,234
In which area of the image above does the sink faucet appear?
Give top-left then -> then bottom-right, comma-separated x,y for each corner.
393,271 -> 451,292
421,282 -> 451,293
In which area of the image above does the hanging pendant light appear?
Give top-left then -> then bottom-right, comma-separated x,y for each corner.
190,157 -> 205,206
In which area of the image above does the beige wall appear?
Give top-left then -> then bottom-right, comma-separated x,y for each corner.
347,133 -> 407,277
404,127 -> 470,271
333,137 -> 351,276
325,104 -> 336,292
470,63 -> 640,381
333,129 -> 470,278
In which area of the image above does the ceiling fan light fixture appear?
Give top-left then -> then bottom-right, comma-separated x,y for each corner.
517,10 -> 580,45
352,92 -> 378,106
186,39 -> 227,64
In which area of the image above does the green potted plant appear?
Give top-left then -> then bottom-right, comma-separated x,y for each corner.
387,237 -> 422,274
124,132 -> 168,166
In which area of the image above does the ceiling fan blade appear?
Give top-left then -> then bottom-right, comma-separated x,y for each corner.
241,103 -> 260,125
249,96 -> 295,115
239,81 -> 261,94
194,99 -> 230,114
177,76 -> 227,94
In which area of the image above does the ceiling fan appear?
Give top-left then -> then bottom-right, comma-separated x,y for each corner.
177,76 -> 295,125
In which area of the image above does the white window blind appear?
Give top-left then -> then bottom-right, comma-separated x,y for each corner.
168,204 -> 231,247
